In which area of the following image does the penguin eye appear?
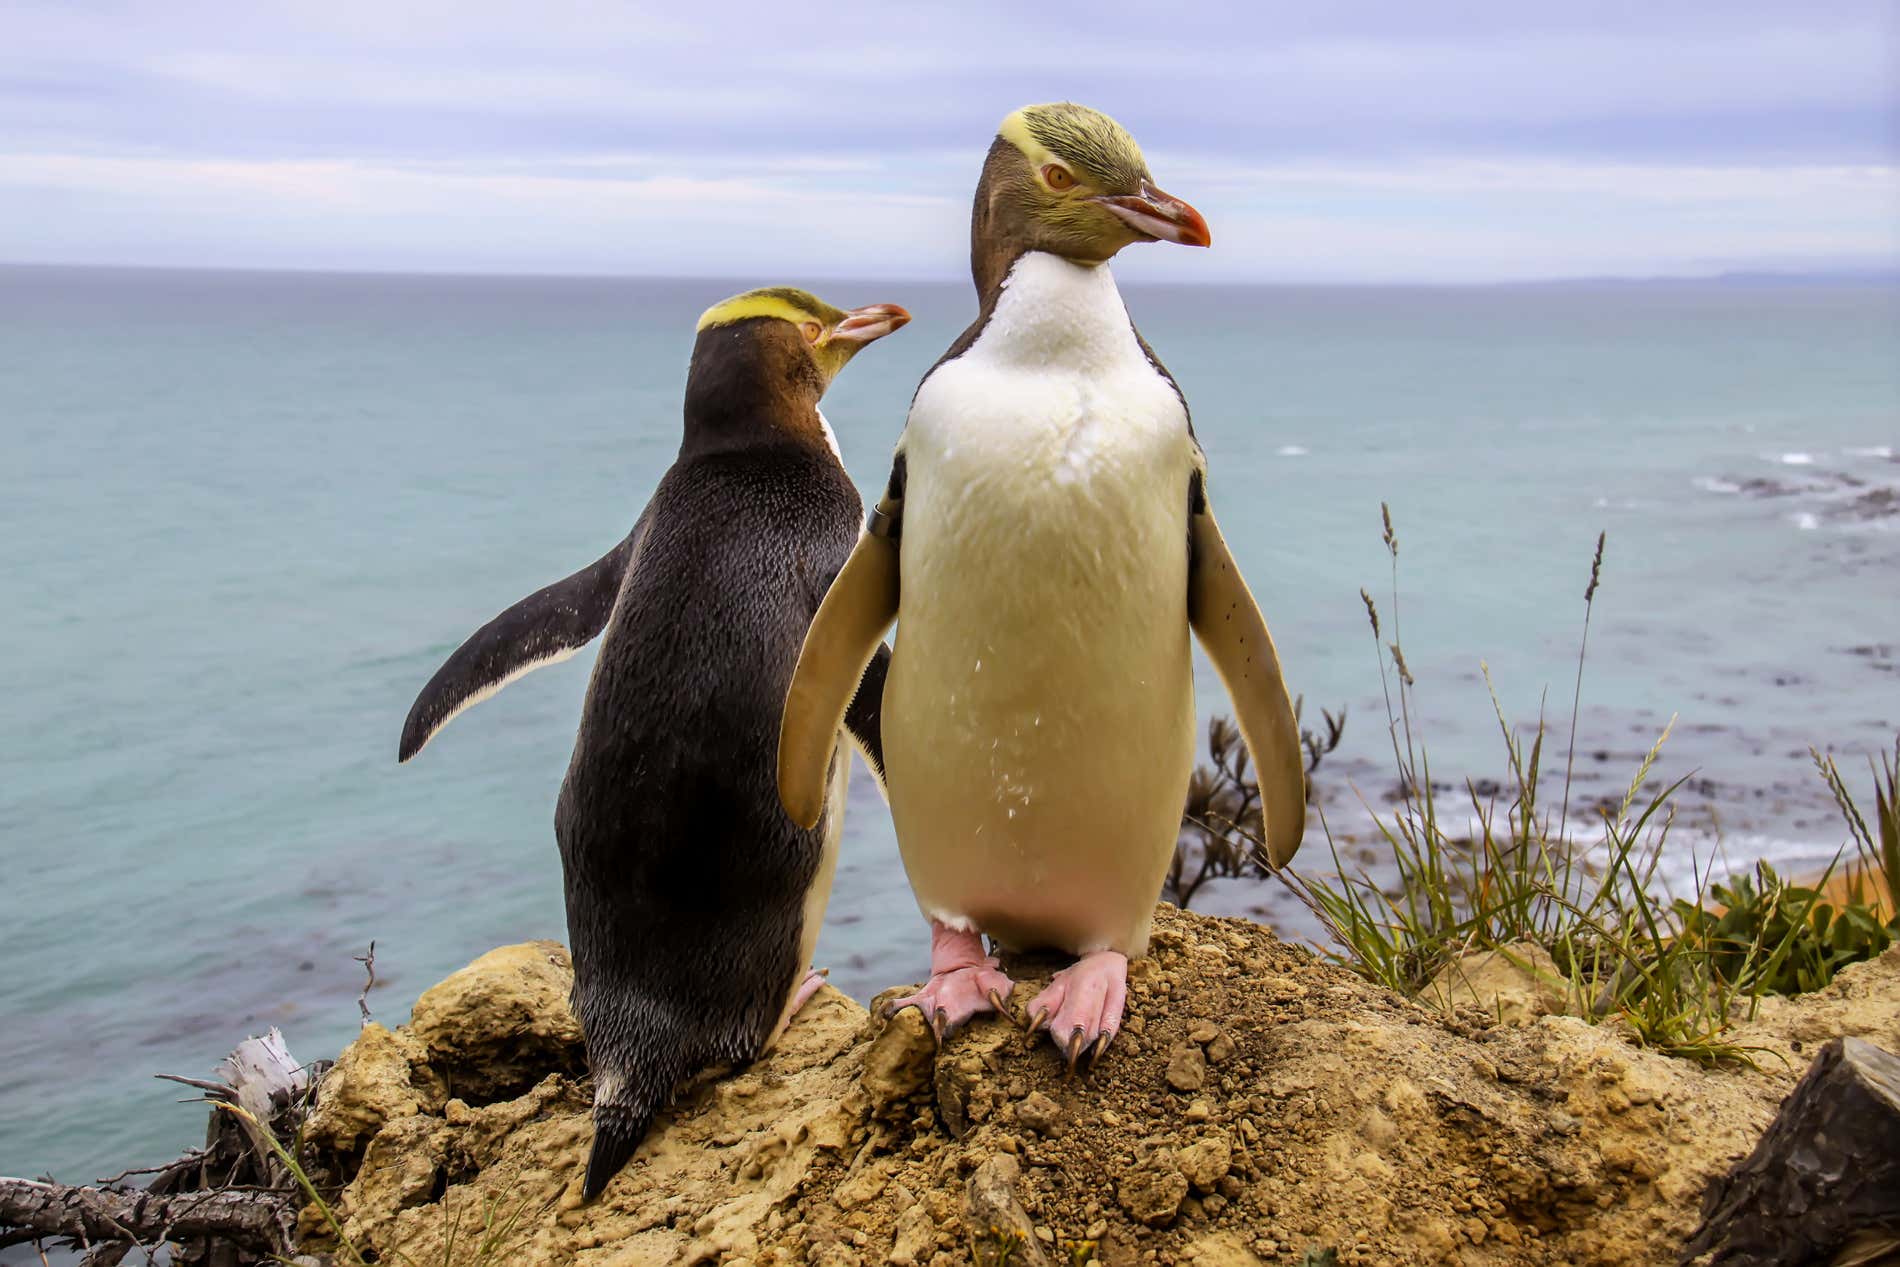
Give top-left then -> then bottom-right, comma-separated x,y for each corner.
1043,165 -> 1076,191
801,321 -> 823,344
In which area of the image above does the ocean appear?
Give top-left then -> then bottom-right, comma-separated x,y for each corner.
2,264 -> 1895,1189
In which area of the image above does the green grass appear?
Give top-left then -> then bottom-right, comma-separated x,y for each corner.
1256,505 -> 1898,1065
1814,736 -> 1900,912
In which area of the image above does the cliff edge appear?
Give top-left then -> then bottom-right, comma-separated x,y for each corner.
297,906 -> 1900,1266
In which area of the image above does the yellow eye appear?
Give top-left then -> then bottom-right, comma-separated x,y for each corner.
1043,165 -> 1076,191
802,321 -> 823,343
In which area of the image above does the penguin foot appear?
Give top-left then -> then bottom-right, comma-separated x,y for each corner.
767,967 -> 830,1047
788,966 -> 829,1016
1024,950 -> 1128,1075
883,922 -> 1014,1042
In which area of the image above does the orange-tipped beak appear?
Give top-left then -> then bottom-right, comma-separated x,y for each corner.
1094,184 -> 1212,248
829,302 -> 911,345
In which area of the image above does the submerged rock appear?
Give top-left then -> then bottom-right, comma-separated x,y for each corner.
300,908 -> 1900,1266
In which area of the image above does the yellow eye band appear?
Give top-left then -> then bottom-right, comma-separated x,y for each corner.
695,292 -> 823,333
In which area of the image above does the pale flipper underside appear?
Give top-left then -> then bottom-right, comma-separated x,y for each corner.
1186,497 -> 1306,868
778,516 -> 900,829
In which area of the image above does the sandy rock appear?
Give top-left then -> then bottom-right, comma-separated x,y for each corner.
1426,939 -> 1570,1025
408,940 -> 585,1102
1167,1041 -> 1208,1091
297,908 -> 1900,1267
862,1007 -> 935,1114
963,1154 -> 1049,1265
1183,1230 -> 1268,1265
888,1199 -> 936,1265
1120,1148 -> 1191,1226
1177,1131 -> 1233,1192
302,1022 -> 441,1155
1015,1090 -> 1063,1136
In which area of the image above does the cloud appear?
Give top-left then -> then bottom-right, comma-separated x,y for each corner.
0,0 -> 1895,276
4,148 -> 1892,282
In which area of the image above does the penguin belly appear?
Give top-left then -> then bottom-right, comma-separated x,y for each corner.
884,261 -> 1197,957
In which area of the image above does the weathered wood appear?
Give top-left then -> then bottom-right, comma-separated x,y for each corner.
0,1176 -> 292,1251
1,1028 -> 320,1265
1683,1036 -> 1900,1266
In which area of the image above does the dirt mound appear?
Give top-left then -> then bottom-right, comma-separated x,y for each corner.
299,910 -> 1900,1266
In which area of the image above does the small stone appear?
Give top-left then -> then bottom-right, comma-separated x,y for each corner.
863,1009 -> 936,1113
1167,1044 -> 1208,1092
1176,1133 -> 1233,1192
962,1155 -> 1048,1264
1017,1091 -> 1064,1136
1205,1031 -> 1237,1065
1188,1020 -> 1220,1043
1120,1151 -> 1190,1227
1185,1100 -> 1212,1123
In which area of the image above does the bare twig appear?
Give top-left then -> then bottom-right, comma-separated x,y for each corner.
355,940 -> 378,1026
92,1151 -> 207,1188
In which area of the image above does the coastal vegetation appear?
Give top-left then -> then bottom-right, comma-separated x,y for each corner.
1184,505 -> 1900,1064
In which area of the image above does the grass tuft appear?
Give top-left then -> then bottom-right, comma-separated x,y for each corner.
1247,507 -> 1897,1065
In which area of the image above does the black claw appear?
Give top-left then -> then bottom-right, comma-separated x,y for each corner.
1028,1007 -> 1049,1036
932,1007 -> 950,1045
986,988 -> 1008,1019
1086,1031 -> 1114,1069
1063,1028 -> 1087,1077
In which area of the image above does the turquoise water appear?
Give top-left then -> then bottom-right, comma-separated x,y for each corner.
2,265 -> 1896,1185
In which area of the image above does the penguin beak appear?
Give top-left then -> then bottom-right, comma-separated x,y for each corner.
1093,183 -> 1212,248
828,303 -> 911,346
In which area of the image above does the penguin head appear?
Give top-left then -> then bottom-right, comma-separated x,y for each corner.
684,288 -> 909,439
980,102 -> 1210,266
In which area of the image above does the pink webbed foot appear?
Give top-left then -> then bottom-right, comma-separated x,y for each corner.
883,922 -> 1015,1042
1025,950 -> 1129,1074
787,966 -> 828,1016
767,967 -> 829,1046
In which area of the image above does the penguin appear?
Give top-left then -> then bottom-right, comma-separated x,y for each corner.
399,287 -> 909,1197
777,103 -> 1305,1068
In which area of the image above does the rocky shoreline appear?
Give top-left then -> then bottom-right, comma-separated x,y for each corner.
295,905 -> 1900,1266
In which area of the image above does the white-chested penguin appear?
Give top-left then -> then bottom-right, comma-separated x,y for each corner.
399,288 -> 908,1197
778,104 -> 1305,1069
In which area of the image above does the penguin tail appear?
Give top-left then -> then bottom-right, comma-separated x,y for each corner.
582,1100 -> 657,1200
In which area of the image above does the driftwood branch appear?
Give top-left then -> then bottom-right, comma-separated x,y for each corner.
1683,1036 -> 1900,1266
0,1177 -> 292,1252
1,1027 -> 325,1265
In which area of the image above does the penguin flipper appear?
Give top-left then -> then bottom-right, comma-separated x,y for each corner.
398,518 -> 648,762
1185,478 -> 1306,868
779,529 -> 899,829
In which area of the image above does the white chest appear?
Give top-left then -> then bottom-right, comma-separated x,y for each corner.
905,253 -> 1191,499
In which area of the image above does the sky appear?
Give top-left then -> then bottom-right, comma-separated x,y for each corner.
2,1 -> 1897,283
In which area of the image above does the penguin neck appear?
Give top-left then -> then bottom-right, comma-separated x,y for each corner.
678,394 -> 830,460
973,252 -> 1132,366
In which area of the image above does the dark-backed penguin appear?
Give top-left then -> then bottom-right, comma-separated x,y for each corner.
777,103 -> 1305,1067
399,287 -> 909,1197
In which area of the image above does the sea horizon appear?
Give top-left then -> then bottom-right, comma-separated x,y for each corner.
3,262 -> 1895,1189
